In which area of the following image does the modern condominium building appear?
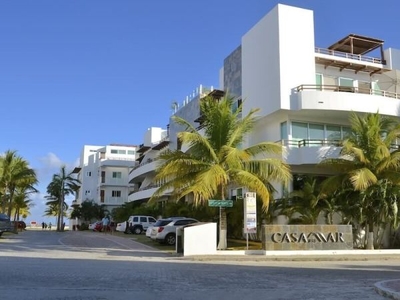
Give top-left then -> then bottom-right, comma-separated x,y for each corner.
72,144 -> 137,211
169,3 -> 400,198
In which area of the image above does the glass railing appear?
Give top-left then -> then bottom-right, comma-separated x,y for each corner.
296,84 -> 400,100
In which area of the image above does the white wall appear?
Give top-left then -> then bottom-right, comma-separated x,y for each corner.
144,127 -> 167,146
242,4 -> 315,118
295,90 -> 400,116
384,48 -> 400,70
183,223 -> 217,256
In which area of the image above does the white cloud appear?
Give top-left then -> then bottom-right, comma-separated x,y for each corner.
23,153 -> 80,225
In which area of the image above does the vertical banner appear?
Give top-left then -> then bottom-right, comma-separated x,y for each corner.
244,192 -> 257,234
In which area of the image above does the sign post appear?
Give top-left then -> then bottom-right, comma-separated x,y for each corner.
208,200 -> 233,250
244,192 -> 257,250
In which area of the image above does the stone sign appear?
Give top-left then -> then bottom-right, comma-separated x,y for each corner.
262,225 -> 353,250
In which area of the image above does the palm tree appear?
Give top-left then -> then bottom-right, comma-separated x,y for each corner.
0,150 -> 38,217
46,166 -> 80,231
320,112 -> 400,249
279,176 -> 327,225
150,95 -> 291,249
12,187 -> 35,221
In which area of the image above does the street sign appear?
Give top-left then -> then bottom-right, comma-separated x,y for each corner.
208,200 -> 233,207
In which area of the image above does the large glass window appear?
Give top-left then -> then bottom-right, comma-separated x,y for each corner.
309,124 -> 324,140
342,127 -> 352,139
280,122 -> 287,140
326,125 -> 341,140
292,122 -> 308,140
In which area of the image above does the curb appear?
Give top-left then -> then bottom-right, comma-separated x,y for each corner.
375,280 -> 400,299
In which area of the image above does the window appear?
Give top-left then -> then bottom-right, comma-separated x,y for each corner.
111,149 -> 127,154
140,217 -> 147,222
85,190 -> 91,195
112,190 -> 121,197
280,122 -> 287,140
326,125 -> 341,141
237,188 -> 243,200
309,124 -> 324,141
292,122 -> 308,140
100,190 -> 105,203
101,171 -> 105,183
128,150 -> 135,155
112,172 -> 122,179
339,77 -> 354,92
316,73 -> 322,90
86,171 -> 92,177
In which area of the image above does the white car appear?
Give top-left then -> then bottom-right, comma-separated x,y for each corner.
150,218 -> 199,245
116,221 -> 127,232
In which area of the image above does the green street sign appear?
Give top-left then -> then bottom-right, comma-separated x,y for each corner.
208,200 -> 233,207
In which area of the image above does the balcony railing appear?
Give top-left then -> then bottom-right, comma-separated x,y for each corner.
129,183 -> 161,195
279,139 -> 400,151
279,139 -> 343,148
130,158 -> 159,173
315,47 -> 383,64
296,84 -> 400,100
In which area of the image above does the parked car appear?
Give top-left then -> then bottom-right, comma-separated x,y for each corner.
146,217 -> 186,238
127,215 -> 157,234
0,214 -> 12,237
89,221 -> 102,231
150,218 -> 199,245
116,221 -> 127,233
11,220 -> 26,230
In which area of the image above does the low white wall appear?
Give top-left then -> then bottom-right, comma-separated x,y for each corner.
183,223 -> 217,256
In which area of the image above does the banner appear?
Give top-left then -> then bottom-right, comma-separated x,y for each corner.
244,192 -> 257,234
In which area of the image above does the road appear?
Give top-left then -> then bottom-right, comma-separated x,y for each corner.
0,229 -> 397,300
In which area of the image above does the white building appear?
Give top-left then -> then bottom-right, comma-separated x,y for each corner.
73,144 -> 137,212
166,3 -> 400,199
128,127 -> 169,203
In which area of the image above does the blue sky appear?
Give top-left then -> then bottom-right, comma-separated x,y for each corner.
1,0 -> 399,223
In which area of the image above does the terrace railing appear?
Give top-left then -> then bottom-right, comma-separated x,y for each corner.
296,84 -> 400,100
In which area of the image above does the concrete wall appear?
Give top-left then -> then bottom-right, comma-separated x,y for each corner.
183,223 -> 217,256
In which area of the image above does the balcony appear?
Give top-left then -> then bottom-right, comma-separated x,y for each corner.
128,184 -> 162,202
100,197 -> 126,205
129,159 -> 158,182
294,85 -> 400,117
99,178 -> 128,186
100,156 -> 136,167
315,34 -> 386,75
280,139 -> 400,166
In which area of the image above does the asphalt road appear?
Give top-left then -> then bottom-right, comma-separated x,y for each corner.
0,229 -> 397,300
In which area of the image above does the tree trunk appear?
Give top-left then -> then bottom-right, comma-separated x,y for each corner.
58,191 -> 64,232
217,207 -> 227,250
366,220 -> 374,250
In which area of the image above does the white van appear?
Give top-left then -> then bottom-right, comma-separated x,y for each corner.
127,215 -> 157,234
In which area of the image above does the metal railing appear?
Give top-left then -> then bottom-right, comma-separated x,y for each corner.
296,84 -> 400,100
279,139 -> 343,148
315,47 -> 383,64
279,139 -> 400,150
